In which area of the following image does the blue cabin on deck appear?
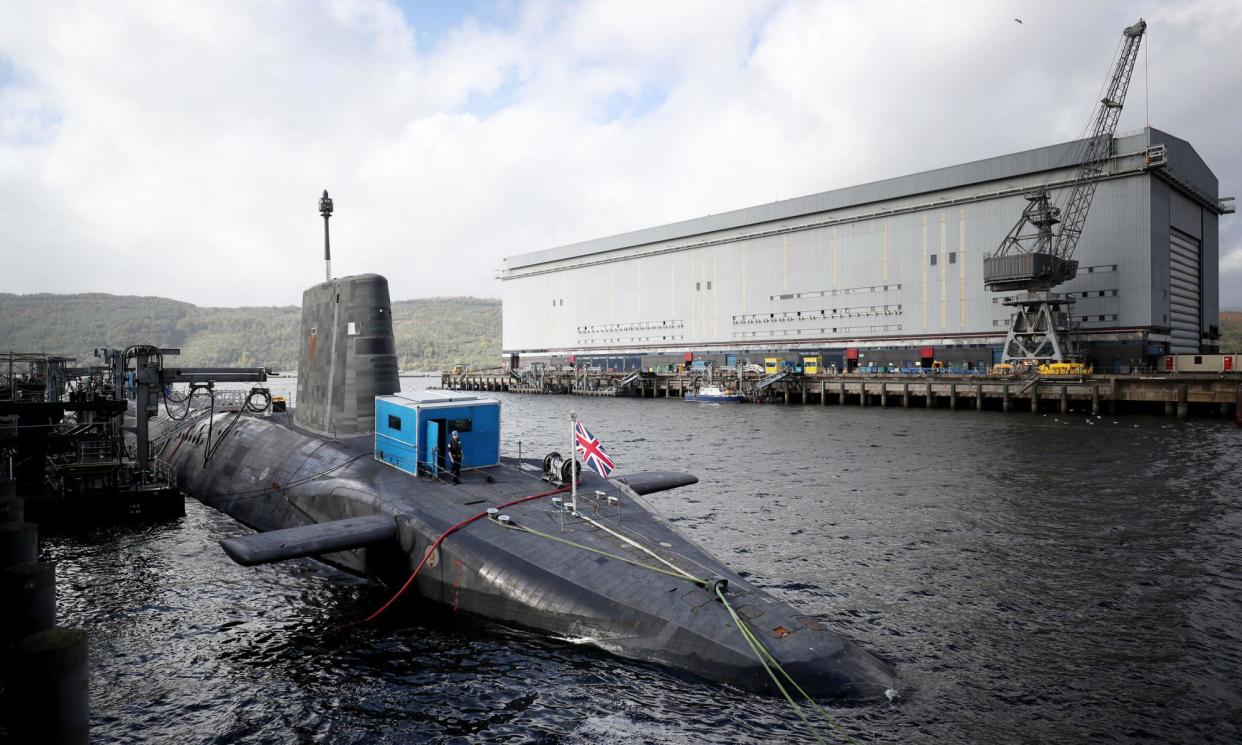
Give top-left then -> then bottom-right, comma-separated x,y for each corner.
374,391 -> 501,476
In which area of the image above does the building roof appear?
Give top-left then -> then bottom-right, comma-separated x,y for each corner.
505,127 -> 1216,271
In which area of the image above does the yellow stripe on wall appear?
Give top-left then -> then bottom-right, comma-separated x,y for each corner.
939,211 -> 948,329
882,222 -> 889,282
959,208 -> 967,329
921,214 -> 929,331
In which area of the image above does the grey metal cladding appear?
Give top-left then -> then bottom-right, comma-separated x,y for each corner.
1120,128 -> 1218,196
506,128 -> 1216,271
294,273 -> 400,437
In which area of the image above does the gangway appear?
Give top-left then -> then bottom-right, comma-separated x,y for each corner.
753,370 -> 796,392
615,371 -> 642,390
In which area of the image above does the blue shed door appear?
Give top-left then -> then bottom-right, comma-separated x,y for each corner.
425,419 -> 440,478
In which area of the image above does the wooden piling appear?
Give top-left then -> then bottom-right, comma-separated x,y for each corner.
7,628 -> 90,745
0,523 -> 37,569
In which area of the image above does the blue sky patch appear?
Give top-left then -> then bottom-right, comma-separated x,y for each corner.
394,0 -> 518,49
461,69 -> 523,118
0,54 -> 15,89
598,81 -> 668,123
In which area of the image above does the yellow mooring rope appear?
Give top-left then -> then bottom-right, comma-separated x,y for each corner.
495,514 -> 858,743
715,584 -> 858,745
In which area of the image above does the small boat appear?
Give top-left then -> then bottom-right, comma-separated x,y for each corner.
685,385 -> 746,403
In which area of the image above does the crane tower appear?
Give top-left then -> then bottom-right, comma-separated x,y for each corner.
983,19 -> 1147,365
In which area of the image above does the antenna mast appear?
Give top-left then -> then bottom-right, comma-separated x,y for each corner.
319,190 -> 334,282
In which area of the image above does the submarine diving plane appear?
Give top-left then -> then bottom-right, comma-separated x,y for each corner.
157,270 -> 898,702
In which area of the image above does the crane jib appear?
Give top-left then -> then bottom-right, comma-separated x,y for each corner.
984,19 -> 1146,366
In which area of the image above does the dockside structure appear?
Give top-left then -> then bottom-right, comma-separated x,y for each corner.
501,128 -> 1233,372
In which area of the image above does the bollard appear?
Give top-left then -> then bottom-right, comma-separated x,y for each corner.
0,495 -> 23,524
0,522 -> 37,568
1,561 -> 56,644
6,628 -> 90,745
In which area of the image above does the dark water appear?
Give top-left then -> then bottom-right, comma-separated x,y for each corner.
42,379 -> 1242,743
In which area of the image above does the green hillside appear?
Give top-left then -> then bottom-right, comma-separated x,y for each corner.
1221,310 -> 1242,353
0,292 -> 501,372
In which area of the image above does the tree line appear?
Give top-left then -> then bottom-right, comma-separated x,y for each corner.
0,292 -> 502,372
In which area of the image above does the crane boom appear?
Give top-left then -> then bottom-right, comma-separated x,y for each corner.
1053,19 -> 1147,267
984,19 -> 1146,292
983,19 -> 1146,366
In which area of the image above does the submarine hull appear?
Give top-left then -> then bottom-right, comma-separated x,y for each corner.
158,410 -> 898,700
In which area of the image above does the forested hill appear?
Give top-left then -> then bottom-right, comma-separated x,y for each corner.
1223,310 -> 1242,353
0,292 -> 501,371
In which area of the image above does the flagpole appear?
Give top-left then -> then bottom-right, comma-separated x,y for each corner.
569,410 -> 578,511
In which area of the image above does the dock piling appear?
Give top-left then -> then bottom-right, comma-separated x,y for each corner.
6,628 -> 90,745
0,522 -> 37,568
1,561 -> 56,644
0,496 -> 23,523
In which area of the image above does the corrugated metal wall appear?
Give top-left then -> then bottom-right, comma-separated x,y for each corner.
502,129 -> 1220,357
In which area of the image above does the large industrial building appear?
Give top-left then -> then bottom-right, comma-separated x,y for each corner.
501,128 -> 1233,372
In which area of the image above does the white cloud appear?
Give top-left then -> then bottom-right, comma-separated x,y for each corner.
0,0 -> 1239,308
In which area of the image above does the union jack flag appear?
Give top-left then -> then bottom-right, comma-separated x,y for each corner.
574,420 -> 616,477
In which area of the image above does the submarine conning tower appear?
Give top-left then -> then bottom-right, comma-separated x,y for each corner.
294,273 -> 400,437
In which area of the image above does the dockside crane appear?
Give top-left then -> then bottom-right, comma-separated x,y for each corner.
983,19 -> 1147,365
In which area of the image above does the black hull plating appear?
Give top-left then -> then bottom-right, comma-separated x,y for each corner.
159,410 -> 898,700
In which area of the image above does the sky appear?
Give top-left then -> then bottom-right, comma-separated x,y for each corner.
1,0 -> 1239,309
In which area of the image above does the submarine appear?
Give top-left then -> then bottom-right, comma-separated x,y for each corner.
155,270 -> 899,702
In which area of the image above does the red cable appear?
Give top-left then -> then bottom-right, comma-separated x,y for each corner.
360,484 -> 571,624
